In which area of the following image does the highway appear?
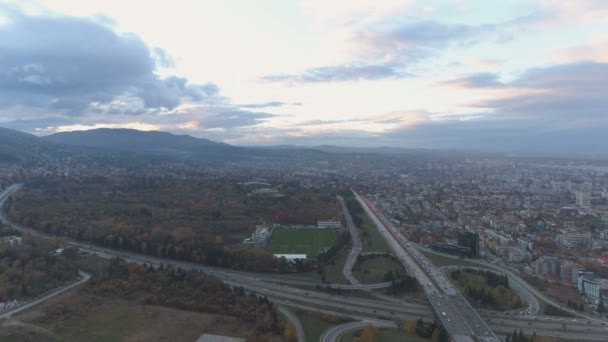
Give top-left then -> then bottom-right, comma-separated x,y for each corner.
320,320 -> 397,342
3,185 -> 608,340
439,265 -> 540,316
353,190 -> 497,342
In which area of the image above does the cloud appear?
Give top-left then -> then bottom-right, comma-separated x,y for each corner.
0,5 -> 282,134
441,72 -> 503,88
260,19 -> 503,84
260,62 -> 412,84
0,5 -> 221,116
352,20 -> 498,62
378,61 -> 608,152
239,101 -> 302,109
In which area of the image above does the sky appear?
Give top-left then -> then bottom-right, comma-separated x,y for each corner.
0,0 -> 607,152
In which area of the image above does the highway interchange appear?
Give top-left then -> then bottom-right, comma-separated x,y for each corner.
1,184 -> 608,341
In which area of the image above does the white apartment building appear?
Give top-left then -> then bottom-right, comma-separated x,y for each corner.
555,230 -> 592,249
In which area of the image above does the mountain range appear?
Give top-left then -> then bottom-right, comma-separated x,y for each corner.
0,127 -> 330,164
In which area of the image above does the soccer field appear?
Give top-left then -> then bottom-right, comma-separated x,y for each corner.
266,228 -> 338,258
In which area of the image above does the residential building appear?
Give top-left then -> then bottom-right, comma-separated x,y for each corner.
517,236 -> 533,251
458,231 -> 480,258
560,260 -> 579,286
575,191 -> 591,208
578,274 -> 601,302
535,256 -> 560,278
555,230 -> 592,249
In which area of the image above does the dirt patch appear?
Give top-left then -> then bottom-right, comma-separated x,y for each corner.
2,289 -> 254,342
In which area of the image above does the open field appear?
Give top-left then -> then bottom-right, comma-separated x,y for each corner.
360,211 -> 391,253
420,250 -> 478,268
0,290 -> 252,342
266,228 -> 338,258
353,255 -> 404,284
277,243 -> 351,284
341,328 -> 430,342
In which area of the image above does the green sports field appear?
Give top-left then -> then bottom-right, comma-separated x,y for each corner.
266,228 -> 338,258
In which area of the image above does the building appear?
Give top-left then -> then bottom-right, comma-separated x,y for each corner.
273,254 -> 307,262
457,232 -> 480,258
517,236 -> 534,251
600,230 -> 608,241
509,247 -> 531,263
578,274 -> 601,302
535,256 -> 560,278
555,230 -> 592,249
317,220 -> 341,229
560,260 -> 579,286
1,235 -> 22,249
575,191 -> 591,208
429,242 -> 473,258
243,226 -> 272,245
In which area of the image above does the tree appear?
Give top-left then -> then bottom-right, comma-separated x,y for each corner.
282,323 -> 297,342
360,324 -> 376,342
598,296 -> 605,313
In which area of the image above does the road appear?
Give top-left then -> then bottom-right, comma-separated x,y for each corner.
278,306 -> 305,342
320,320 -> 397,342
0,271 -> 91,320
420,244 -> 608,323
353,190 -> 497,342
439,265 -> 540,316
337,195 -> 361,285
3,185 -> 608,340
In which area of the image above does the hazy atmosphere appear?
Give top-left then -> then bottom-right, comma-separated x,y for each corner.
1,0 -> 607,152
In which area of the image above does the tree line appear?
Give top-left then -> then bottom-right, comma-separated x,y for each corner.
0,233 -> 79,302
7,177 -> 341,273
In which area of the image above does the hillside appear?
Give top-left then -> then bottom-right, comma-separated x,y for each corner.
0,127 -> 53,163
44,128 -> 329,163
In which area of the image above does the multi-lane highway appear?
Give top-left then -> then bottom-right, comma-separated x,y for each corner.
353,190 -> 498,342
3,184 -> 608,341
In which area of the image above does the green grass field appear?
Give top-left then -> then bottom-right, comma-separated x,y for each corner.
360,214 -> 392,253
266,228 -> 338,258
353,255 -> 404,284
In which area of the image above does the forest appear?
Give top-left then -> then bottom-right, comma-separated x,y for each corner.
0,232 -> 79,301
6,176 -> 340,272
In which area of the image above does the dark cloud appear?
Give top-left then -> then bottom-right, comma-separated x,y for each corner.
0,5 -> 285,134
260,62 -> 412,84
0,5 -> 220,117
382,61 -> 608,152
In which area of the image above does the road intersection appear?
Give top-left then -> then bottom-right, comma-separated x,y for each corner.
2,185 -> 608,341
